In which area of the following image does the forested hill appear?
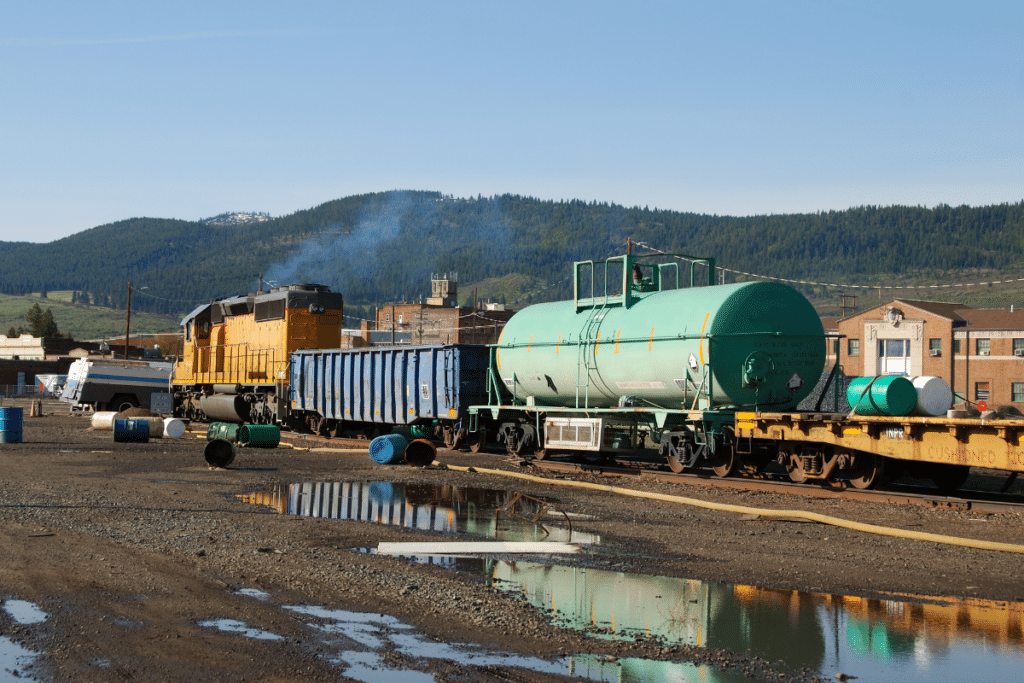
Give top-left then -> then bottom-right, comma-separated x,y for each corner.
1,191 -> 1022,318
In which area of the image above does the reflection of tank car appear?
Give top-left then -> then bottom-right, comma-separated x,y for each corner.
172,284 -> 344,424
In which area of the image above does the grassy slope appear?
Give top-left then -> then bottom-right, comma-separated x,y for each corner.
0,293 -> 179,340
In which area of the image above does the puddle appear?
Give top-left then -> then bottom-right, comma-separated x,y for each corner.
0,636 -> 41,681
428,559 -> 1024,683
238,481 -> 600,545
234,588 -> 272,601
197,619 -> 284,641
283,604 -> 745,682
2,600 -> 46,625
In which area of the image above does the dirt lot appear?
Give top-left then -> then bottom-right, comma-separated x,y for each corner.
2,404 -> 1024,682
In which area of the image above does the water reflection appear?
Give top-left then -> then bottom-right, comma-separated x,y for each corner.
238,481 -> 600,545
477,561 -> 1024,682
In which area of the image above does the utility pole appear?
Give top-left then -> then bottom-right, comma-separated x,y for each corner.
123,280 -> 132,360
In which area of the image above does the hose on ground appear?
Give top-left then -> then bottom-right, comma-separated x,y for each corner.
443,464 -> 1024,555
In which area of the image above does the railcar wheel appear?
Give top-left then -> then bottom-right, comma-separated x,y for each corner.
443,425 -> 466,450
930,463 -> 970,493
468,430 -> 487,453
784,449 -> 808,483
709,428 -> 738,477
848,454 -> 885,490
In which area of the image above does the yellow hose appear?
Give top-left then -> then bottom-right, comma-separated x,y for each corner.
443,464 -> 1024,554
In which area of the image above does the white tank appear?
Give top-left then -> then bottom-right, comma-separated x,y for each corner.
162,418 -> 186,439
911,376 -> 953,417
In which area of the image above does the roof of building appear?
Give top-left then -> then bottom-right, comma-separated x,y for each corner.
837,298 -> 968,323
956,308 -> 1024,330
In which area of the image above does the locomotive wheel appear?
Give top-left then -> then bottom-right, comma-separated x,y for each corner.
533,447 -> 548,460
848,454 -> 885,490
930,463 -> 970,493
666,454 -> 685,473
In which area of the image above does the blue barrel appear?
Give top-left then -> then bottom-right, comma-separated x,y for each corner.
238,425 -> 280,448
847,376 -> 917,417
0,407 -> 23,444
369,434 -> 408,464
113,419 -> 150,443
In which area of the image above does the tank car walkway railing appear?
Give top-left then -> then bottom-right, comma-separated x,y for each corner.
193,343 -> 285,386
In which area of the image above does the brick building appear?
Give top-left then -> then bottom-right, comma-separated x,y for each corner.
373,275 -> 515,346
831,299 -> 1024,409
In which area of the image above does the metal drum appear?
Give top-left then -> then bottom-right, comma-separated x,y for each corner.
238,425 -> 280,448
847,376 -> 917,417
369,434 -> 408,464
0,407 -> 23,444
207,422 -> 240,442
113,418 -> 150,443
204,439 -> 236,467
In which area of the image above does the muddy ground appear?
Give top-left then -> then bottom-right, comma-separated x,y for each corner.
1,403 -> 1023,682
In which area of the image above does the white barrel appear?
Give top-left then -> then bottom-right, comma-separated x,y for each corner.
912,376 -> 953,417
91,411 -> 119,430
162,418 -> 186,439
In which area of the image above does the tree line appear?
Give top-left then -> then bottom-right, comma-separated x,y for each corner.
0,193 -> 1020,317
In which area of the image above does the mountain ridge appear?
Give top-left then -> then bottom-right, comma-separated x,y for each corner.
0,192 -> 1020,326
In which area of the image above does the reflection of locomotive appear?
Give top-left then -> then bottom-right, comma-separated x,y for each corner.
172,284 -> 344,425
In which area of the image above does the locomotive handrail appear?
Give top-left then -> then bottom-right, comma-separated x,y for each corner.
190,342 -> 286,386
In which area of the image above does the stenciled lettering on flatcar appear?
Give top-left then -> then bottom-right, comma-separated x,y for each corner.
884,427 -> 904,440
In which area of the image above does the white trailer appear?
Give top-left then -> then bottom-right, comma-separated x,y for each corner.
59,358 -> 172,412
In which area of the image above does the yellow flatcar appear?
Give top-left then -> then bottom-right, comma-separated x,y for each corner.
172,284 -> 344,423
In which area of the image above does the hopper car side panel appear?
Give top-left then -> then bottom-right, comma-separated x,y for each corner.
289,345 -> 491,428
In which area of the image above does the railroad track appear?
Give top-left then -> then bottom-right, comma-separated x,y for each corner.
523,456 -> 1024,515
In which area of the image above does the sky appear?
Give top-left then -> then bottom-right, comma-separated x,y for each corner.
1,0 -> 1022,244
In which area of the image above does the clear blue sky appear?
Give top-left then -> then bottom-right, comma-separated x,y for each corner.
2,1 -> 1021,243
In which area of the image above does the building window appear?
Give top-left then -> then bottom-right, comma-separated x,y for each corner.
975,382 -> 990,401
1013,383 -> 1024,403
929,338 -> 941,356
977,339 -> 991,356
847,339 -> 859,356
953,339 -> 962,354
832,338 -> 839,355
1014,339 -> 1024,356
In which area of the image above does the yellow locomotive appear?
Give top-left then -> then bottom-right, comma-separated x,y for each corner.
172,284 -> 344,423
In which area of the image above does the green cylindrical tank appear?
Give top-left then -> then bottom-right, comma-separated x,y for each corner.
496,281 -> 825,411
846,376 -> 917,417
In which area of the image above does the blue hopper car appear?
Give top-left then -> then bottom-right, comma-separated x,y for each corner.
288,344 -> 491,448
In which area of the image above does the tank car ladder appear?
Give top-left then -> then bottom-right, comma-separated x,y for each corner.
574,300 -> 609,409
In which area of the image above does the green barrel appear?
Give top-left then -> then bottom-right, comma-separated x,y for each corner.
207,422 -> 240,442
497,280 -> 825,411
238,424 -> 280,448
847,376 -> 917,417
